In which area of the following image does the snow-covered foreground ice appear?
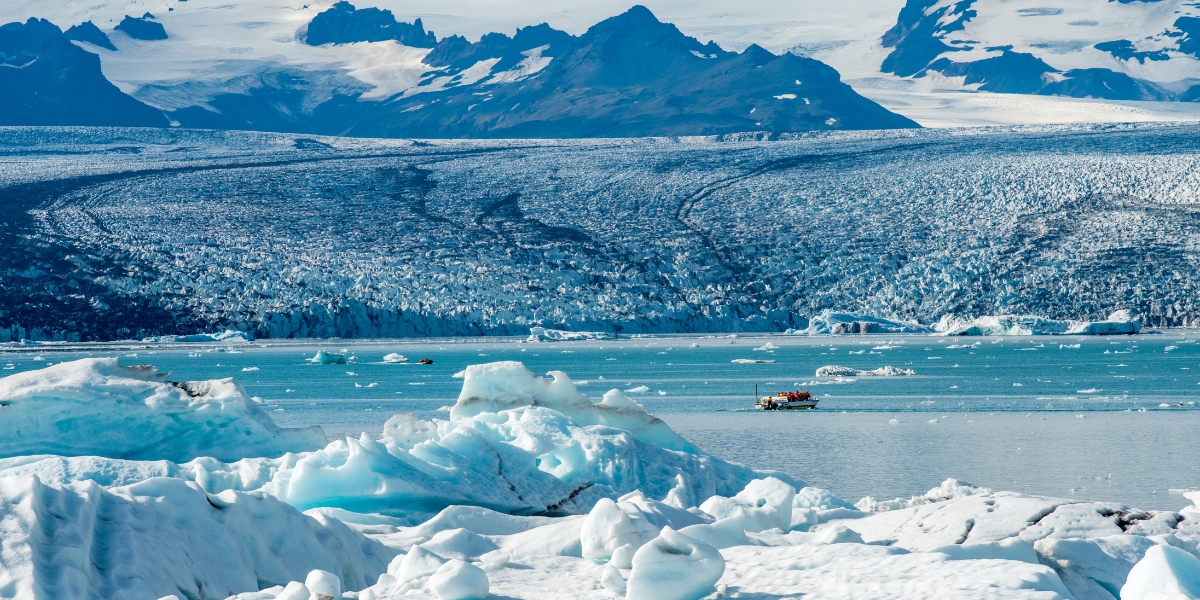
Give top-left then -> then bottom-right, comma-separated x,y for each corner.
2,357 -> 1199,599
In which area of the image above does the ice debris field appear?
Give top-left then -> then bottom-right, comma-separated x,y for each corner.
5,123 -> 1200,343
1,358 -> 1199,599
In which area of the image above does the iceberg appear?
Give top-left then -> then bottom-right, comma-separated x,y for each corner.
794,311 -> 932,335
0,474 -> 394,600
2,361 -> 773,520
142,328 -> 250,343
0,358 -> 326,462
382,353 -> 409,363
310,350 -> 348,364
936,311 -> 1140,336
815,365 -> 915,377
527,327 -> 613,342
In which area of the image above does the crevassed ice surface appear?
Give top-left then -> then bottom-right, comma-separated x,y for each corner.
4,124 -> 1200,341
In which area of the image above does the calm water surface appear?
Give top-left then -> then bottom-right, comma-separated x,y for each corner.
3,333 -> 1197,510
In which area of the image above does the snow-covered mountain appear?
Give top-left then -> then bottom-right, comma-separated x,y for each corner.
880,0 -> 1200,101
0,1 -> 915,135
0,19 -> 166,126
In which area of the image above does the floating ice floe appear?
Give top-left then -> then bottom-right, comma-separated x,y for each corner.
142,329 -> 252,343
936,310 -> 1140,336
815,365 -> 915,377
310,350 -> 348,364
789,311 -> 933,335
0,358 -> 326,462
527,327 -> 613,342
383,353 -> 409,363
732,358 -> 776,364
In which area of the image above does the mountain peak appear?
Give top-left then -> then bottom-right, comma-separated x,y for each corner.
303,1 -> 436,48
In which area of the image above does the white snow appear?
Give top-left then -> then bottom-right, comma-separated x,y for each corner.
0,358 -> 326,462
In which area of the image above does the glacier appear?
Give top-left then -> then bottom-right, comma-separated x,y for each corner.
1,358 -> 1199,599
4,125 -> 1200,342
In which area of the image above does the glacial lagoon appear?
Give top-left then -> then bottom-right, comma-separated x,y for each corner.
6,332 -> 1197,511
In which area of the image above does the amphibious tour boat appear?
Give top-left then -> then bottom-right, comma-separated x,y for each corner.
755,387 -> 819,410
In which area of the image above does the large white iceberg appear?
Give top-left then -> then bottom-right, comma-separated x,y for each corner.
815,365 -> 915,377
791,311 -> 933,335
0,358 -> 326,462
936,310 -> 1140,336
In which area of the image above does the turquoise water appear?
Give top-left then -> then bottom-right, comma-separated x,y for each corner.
3,333 -> 1198,510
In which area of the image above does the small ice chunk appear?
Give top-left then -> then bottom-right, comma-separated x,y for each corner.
393,545 -> 448,584
599,389 -> 643,411
421,528 -> 499,561
625,527 -> 725,600
610,542 -> 636,568
678,516 -> 750,549
383,353 -> 408,363
304,569 -> 341,598
1121,544 -> 1200,600
309,351 -> 347,364
274,582 -> 311,600
624,385 -> 650,393
581,498 -> 655,561
698,477 -> 794,532
600,563 -> 627,595
479,550 -> 510,568
428,559 -> 489,600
